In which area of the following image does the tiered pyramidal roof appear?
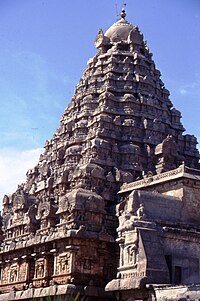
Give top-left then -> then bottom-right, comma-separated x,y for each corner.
0,9 -> 199,296
28,9 -> 199,200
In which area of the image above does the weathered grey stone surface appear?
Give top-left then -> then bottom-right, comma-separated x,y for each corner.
106,163 -> 200,300
0,7 -> 200,301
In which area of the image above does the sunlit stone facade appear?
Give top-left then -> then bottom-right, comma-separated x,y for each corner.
0,8 -> 199,301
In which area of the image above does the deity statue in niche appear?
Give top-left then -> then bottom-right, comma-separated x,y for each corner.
13,188 -> 26,221
83,259 -> 91,270
57,254 -> 70,274
35,260 -> 45,278
9,264 -> 18,283
127,243 -> 137,265
1,268 -> 7,283
123,230 -> 139,267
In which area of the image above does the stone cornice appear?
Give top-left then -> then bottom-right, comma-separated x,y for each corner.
119,163 -> 200,193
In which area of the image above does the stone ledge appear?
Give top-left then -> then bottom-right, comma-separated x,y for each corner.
0,284 -> 78,301
105,276 -> 147,291
152,284 -> 200,301
0,284 -> 115,301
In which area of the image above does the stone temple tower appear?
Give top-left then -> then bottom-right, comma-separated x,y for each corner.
0,8 -> 199,301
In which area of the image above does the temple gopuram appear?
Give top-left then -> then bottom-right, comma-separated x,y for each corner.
1,7 -> 200,301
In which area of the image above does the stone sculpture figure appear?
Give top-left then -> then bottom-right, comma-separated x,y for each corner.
136,204 -> 146,220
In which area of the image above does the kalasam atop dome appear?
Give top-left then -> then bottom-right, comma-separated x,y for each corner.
104,18 -> 135,42
104,8 -> 143,45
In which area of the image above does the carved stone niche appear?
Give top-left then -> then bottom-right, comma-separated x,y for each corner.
155,135 -> 178,174
36,197 -> 57,230
0,263 -> 9,285
2,188 -> 37,240
56,192 -> 75,225
116,200 -> 140,272
12,186 -> 27,221
9,263 -> 19,283
33,258 -> 48,288
34,258 -> 45,279
122,231 -> 138,269
19,259 -> 28,283
53,252 -> 71,285
2,259 -> 28,289
56,253 -> 70,274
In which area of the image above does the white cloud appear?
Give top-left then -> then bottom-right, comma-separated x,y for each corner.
0,148 -> 43,207
179,88 -> 187,95
178,77 -> 200,96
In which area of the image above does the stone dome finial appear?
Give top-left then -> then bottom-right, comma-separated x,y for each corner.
120,4 -> 126,19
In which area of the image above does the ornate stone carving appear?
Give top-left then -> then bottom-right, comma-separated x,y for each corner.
0,7 -> 199,301
136,204 -> 146,220
56,253 -> 70,275
34,259 -> 45,279
9,264 -> 19,283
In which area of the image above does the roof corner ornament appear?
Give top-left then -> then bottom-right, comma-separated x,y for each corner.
121,3 -> 126,19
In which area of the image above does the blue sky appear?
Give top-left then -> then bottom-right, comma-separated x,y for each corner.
0,0 -> 200,198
